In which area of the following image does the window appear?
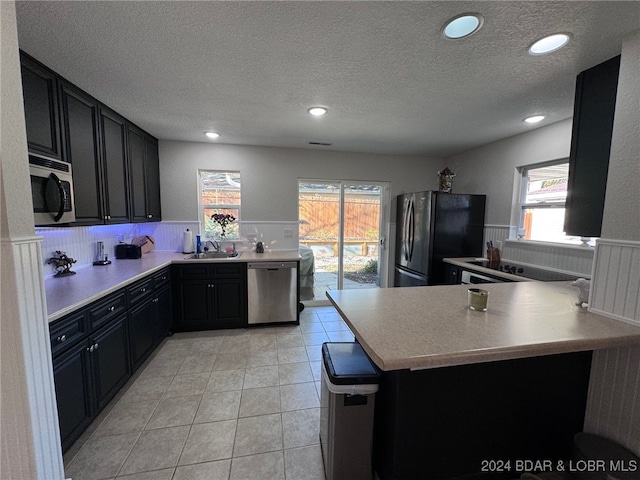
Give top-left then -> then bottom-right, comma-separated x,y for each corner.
199,171 -> 241,239
518,160 -> 588,245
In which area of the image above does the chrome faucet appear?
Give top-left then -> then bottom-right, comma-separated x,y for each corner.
204,240 -> 221,252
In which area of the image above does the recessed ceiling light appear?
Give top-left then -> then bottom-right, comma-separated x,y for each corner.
205,132 -> 220,139
524,115 -> 546,124
528,33 -> 571,55
442,13 -> 484,40
308,107 -> 328,116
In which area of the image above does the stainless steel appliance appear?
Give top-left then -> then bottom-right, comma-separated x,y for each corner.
29,154 -> 75,225
395,191 -> 486,286
247,262 -> 298,324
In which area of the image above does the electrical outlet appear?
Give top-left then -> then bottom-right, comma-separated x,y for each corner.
284,229 -> 293,238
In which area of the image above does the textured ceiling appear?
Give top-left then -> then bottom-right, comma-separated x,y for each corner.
15,1 -> 640,157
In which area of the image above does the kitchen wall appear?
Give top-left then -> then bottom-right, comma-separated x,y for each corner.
159,141 -> 445,284
444,117 -> 594,275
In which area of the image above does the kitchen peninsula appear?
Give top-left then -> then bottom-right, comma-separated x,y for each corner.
327,283 -> 640,480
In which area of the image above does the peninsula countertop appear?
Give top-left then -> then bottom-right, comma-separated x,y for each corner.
45,250 -> 301,322
326,282 -> 640,371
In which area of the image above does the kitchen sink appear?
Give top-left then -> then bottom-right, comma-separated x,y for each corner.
185,251 -> 242,260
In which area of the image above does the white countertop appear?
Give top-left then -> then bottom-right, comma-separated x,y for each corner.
45,250 -> 301,322
326,282 -> 640,371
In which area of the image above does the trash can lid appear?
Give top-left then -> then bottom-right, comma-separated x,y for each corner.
322,342 -> 380,385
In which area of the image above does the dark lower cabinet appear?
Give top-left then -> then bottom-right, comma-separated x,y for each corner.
173,263 -> 247,331
52,341 -> 92,452
156,286 -> 172,341
50,267 -> 171,453
52,312 -> 130,452
128,299 -> 157,371
92,315 -> 131,411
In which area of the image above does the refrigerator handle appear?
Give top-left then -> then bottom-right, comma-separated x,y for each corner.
403,199 -> 410,260
407,199 -> 415,262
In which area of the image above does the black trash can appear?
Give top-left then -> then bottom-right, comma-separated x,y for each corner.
320,342 -> 380,480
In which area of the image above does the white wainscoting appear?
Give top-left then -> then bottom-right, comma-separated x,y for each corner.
1,236 -> 65,479
482,225 -> 594,276
585,345 -> 640,455
589,239 -> 640,325
584,239 -> 640,456
36,220 -> 300,276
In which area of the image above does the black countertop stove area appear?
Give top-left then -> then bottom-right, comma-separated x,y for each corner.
466,260 -> 585,282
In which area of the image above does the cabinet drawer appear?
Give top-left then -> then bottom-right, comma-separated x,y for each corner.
127,278 -> 154,305
154,268 -> 171,289
50,311 -> 88,357
214,264 -> 246,279
173,264 -> 212,280
88,292 -> 126,331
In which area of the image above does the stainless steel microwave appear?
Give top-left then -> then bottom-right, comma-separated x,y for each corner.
29,154 -> 76,225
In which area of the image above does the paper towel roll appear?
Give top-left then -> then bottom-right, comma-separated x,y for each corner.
182,229 -> 194,253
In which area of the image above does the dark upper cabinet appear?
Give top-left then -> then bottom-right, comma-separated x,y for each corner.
59,80 -> 104,224
127,124 -> 162,222
144,134 -> 162,221
564,55 -> 621,238
20,52 -> 62,159
99,107 -> 130,224
20,50 -> 162,227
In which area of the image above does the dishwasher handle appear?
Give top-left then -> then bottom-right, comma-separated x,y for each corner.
248,262 -> 297,269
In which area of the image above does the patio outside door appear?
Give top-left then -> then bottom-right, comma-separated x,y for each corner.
298,180 -> 388,302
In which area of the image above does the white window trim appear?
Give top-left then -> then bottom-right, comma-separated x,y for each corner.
198,170 -> 241,240
512,158 -> 595,247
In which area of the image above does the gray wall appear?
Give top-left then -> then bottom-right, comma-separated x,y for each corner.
159,141 -> 444,222
601,29 -> 640,241
444,119 -> 573,226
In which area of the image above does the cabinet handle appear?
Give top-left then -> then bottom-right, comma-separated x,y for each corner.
153,298 -> 159,303
57,334 -> 67,343
140,287 -> 146,293
87,345 -> 94,353
147,214 -> 152,219
94,342 -> 99,350
107,306 -> 115,312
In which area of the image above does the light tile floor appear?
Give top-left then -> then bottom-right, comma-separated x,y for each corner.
63,306 -> 354,480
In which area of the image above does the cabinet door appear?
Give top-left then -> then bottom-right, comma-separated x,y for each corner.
91,315 -> 131,411
99,107 -> 130,224
443,264 -> 461,285
144,134 -> 162,221
127,124 -> 148,222
565,55 -> 620,237
174,279 -> 214,331
20,52 -> 62,159
212,278 -> 247,328
53,341 -> 93,453
129,299 -> 157,371
155,286 -> 172,343
59,80 -> 104,224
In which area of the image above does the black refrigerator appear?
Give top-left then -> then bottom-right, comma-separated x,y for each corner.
395,191 -> 486,286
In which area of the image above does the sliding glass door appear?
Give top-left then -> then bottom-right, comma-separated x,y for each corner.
299,180 -> 388,301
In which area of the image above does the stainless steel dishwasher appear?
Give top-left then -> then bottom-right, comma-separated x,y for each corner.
247,262 -> 298,324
